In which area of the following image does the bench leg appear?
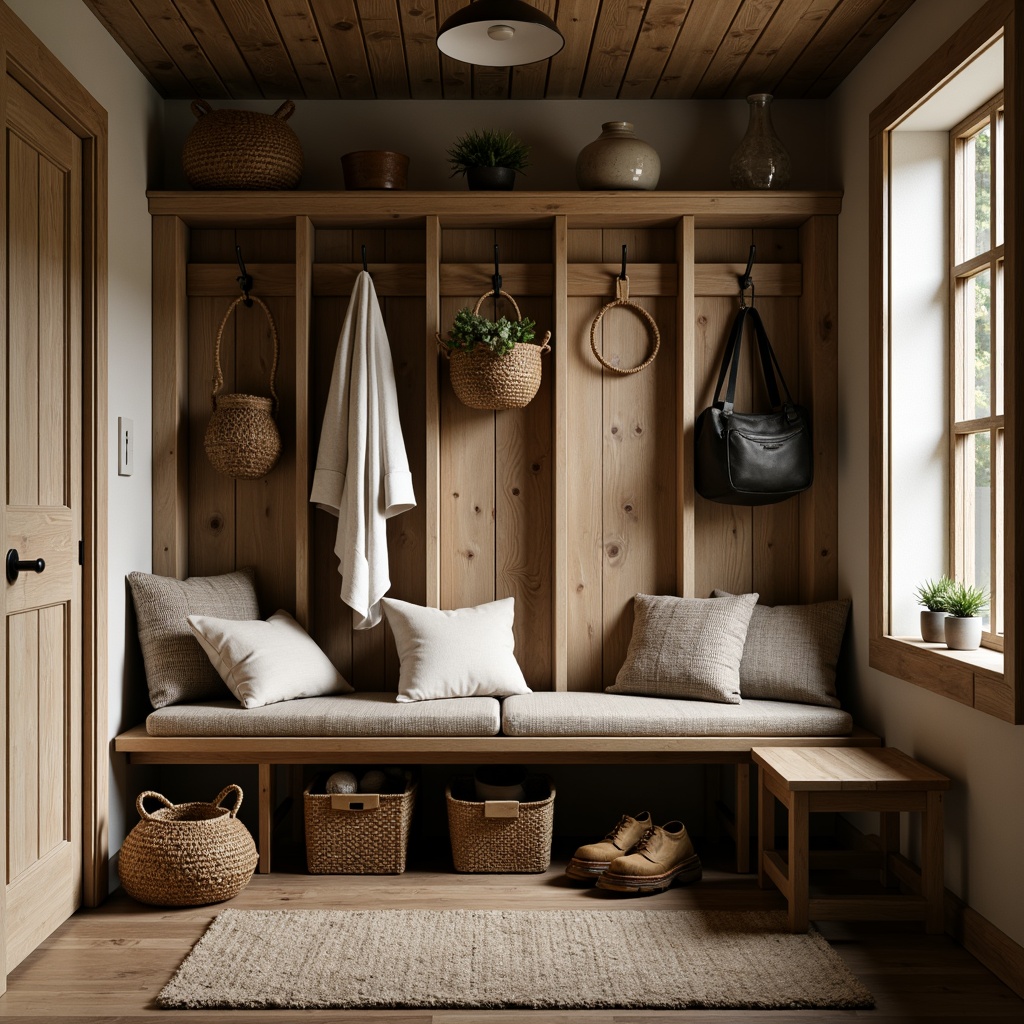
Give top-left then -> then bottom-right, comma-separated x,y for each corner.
258,763 -> 272,874
923,791 -> 945,934
757,767 -> 772,890
788,790 -> 809,932
734,763 -> 750,873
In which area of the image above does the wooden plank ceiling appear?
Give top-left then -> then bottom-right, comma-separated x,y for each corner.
81,0 -> 915,101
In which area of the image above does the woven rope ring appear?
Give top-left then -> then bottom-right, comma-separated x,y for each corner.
589,276 -> 661,375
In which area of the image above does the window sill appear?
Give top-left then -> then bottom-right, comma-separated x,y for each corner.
869,635 -> 1012,721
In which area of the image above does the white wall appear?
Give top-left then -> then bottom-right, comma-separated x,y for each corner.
161,97 -> 838,191
835,0 -> 1024,947
5,0 -> 161,883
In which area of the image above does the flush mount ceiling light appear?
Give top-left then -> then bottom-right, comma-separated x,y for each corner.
437,0 -> 564,67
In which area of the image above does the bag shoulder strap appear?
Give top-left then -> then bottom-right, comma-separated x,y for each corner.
711,305 -> 798,416
711,306 -> 749,414
746,306 -> 795,409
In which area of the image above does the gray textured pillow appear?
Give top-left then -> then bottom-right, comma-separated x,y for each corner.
712,590 -> 850,707
128,568 -> 260,709
607,592 -> 758,704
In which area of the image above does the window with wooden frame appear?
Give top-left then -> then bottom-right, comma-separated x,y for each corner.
951,97 -> 1004,650
868,0 -> 1021,725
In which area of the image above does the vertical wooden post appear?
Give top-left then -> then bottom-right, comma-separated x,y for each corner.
734,762 -> 750,874
294,216 -> 313,627
757,766 -> 773,890
677,216 -> 696,598
797,215 -> 839,602
151,215 -> 189,578
258,763 -> 272,874
553,215 -> 568,690
788,790 -> 810,932
425,216 -> 441,607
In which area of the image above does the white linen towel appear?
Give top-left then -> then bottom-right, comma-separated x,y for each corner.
310,270 -> 415,629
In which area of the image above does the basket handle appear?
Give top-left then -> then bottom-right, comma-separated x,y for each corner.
473,289 -> 522,321
273,100 -> 296,121
136,791 -> 174,821
211,295 -> 280,414
191,99 -> 213,120
211,784 -> 244,817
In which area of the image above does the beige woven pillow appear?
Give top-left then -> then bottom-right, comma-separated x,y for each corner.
607,592 -> 758,704
187,610 -> 353,709
382,596 -> 531,702
127,568 -> 260,708
712,590 -> 850,707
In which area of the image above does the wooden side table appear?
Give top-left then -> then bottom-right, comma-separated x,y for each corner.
751,746 -> 951,934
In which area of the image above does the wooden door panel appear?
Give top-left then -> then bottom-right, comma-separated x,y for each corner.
4,508 -> 74,614
3,71 -> 82,978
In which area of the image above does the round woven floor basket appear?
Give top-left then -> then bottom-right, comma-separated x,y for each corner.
118,786 -> 257,907
448,343 -> 546,410
182,99 -> 303,190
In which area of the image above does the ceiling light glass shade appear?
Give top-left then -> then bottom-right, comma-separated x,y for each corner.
437,0 -> 564,67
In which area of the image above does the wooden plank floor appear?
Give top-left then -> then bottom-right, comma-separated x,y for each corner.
2,852 -> 1022,1023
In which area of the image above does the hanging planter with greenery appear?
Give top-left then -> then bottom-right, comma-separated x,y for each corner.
437,290 -> 551,410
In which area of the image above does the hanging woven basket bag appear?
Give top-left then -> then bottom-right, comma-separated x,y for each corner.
182,99 -> 303,190
204,295 -> 282,480
440,290 -> 552,411
118,785 -> 258,907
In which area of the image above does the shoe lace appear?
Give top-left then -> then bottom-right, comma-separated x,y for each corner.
632,827 -> 657,854
605,816 -> 633,844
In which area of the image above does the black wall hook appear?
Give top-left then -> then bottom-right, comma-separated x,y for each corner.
738,244 -> 756,307
235,244 -> 253,307
620,244 -> 628,281
492,244 -> 502,320
361,244 -> 368,273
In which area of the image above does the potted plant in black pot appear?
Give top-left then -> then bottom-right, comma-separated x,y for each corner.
447,129 -> 530,190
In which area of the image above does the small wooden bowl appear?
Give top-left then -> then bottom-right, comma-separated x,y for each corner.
341,150 -> 409,190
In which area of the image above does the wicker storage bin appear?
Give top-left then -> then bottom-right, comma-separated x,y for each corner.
182,99 -> 303,190
446,775 -> 554,873
304,774 -> 416,874
118,786 -> 257,906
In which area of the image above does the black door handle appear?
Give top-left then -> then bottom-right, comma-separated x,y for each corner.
6,549 -> 45,584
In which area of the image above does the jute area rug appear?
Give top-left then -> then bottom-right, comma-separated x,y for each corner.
159,908 -> 873,1011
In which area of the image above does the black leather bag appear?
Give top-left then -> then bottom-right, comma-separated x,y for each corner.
694,305 -> 812,506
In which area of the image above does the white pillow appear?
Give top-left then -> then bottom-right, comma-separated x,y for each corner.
187,610 -> 353,709
382,597 -> 531,702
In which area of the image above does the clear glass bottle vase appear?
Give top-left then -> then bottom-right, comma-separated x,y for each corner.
729,93 -> 791,190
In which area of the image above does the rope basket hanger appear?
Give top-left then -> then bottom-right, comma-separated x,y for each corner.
589,247 -> 660,375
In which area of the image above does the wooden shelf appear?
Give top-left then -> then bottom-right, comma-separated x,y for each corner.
147,189 -> 843,229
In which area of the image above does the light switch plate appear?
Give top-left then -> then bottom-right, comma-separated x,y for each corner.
118,416 -> 134,476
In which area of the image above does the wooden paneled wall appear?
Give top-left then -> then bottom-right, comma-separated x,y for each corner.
159,207 -> 837,696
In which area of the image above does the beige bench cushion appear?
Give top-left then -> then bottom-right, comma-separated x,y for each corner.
146,691 -> 501,737
501,691 -> 852,737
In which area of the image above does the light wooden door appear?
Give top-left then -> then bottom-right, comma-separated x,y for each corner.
1,76 -> 83,980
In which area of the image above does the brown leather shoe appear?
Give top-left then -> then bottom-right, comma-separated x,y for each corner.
596,820 -> 702,893
564,811 -> 652,882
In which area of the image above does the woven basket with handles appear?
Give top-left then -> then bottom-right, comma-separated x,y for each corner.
440,290 -> 551,410
204,295 -> 282,479
118,785 -> 257,906
182,99 -> 303,190
446,775 -> 554,873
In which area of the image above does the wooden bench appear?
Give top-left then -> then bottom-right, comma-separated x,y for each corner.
114,725 -> 882,874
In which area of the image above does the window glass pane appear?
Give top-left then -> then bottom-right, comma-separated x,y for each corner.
963,269 -> 992,418
965,123 -> 991,257
970,431 -> 992,632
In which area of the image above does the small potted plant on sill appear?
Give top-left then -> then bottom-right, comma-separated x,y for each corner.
437,292 -> 551,410
914,575 -> 953,643
943,581 -> 988,651
447,129 -> 530,191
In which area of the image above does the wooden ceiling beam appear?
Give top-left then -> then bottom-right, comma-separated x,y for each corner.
213,0 -> 304,97
398,0 -> 442,99
653,0 -> 744,99
172,0 -> 262,98
308,0 -> 375,99
696,0 -> 785,98
358,0 -> 411,99
265,0 -> 340,99
620,0 -> 692,100
545,0 -> 600,100
581,0 -> 647,100
727,0 -> 841,98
